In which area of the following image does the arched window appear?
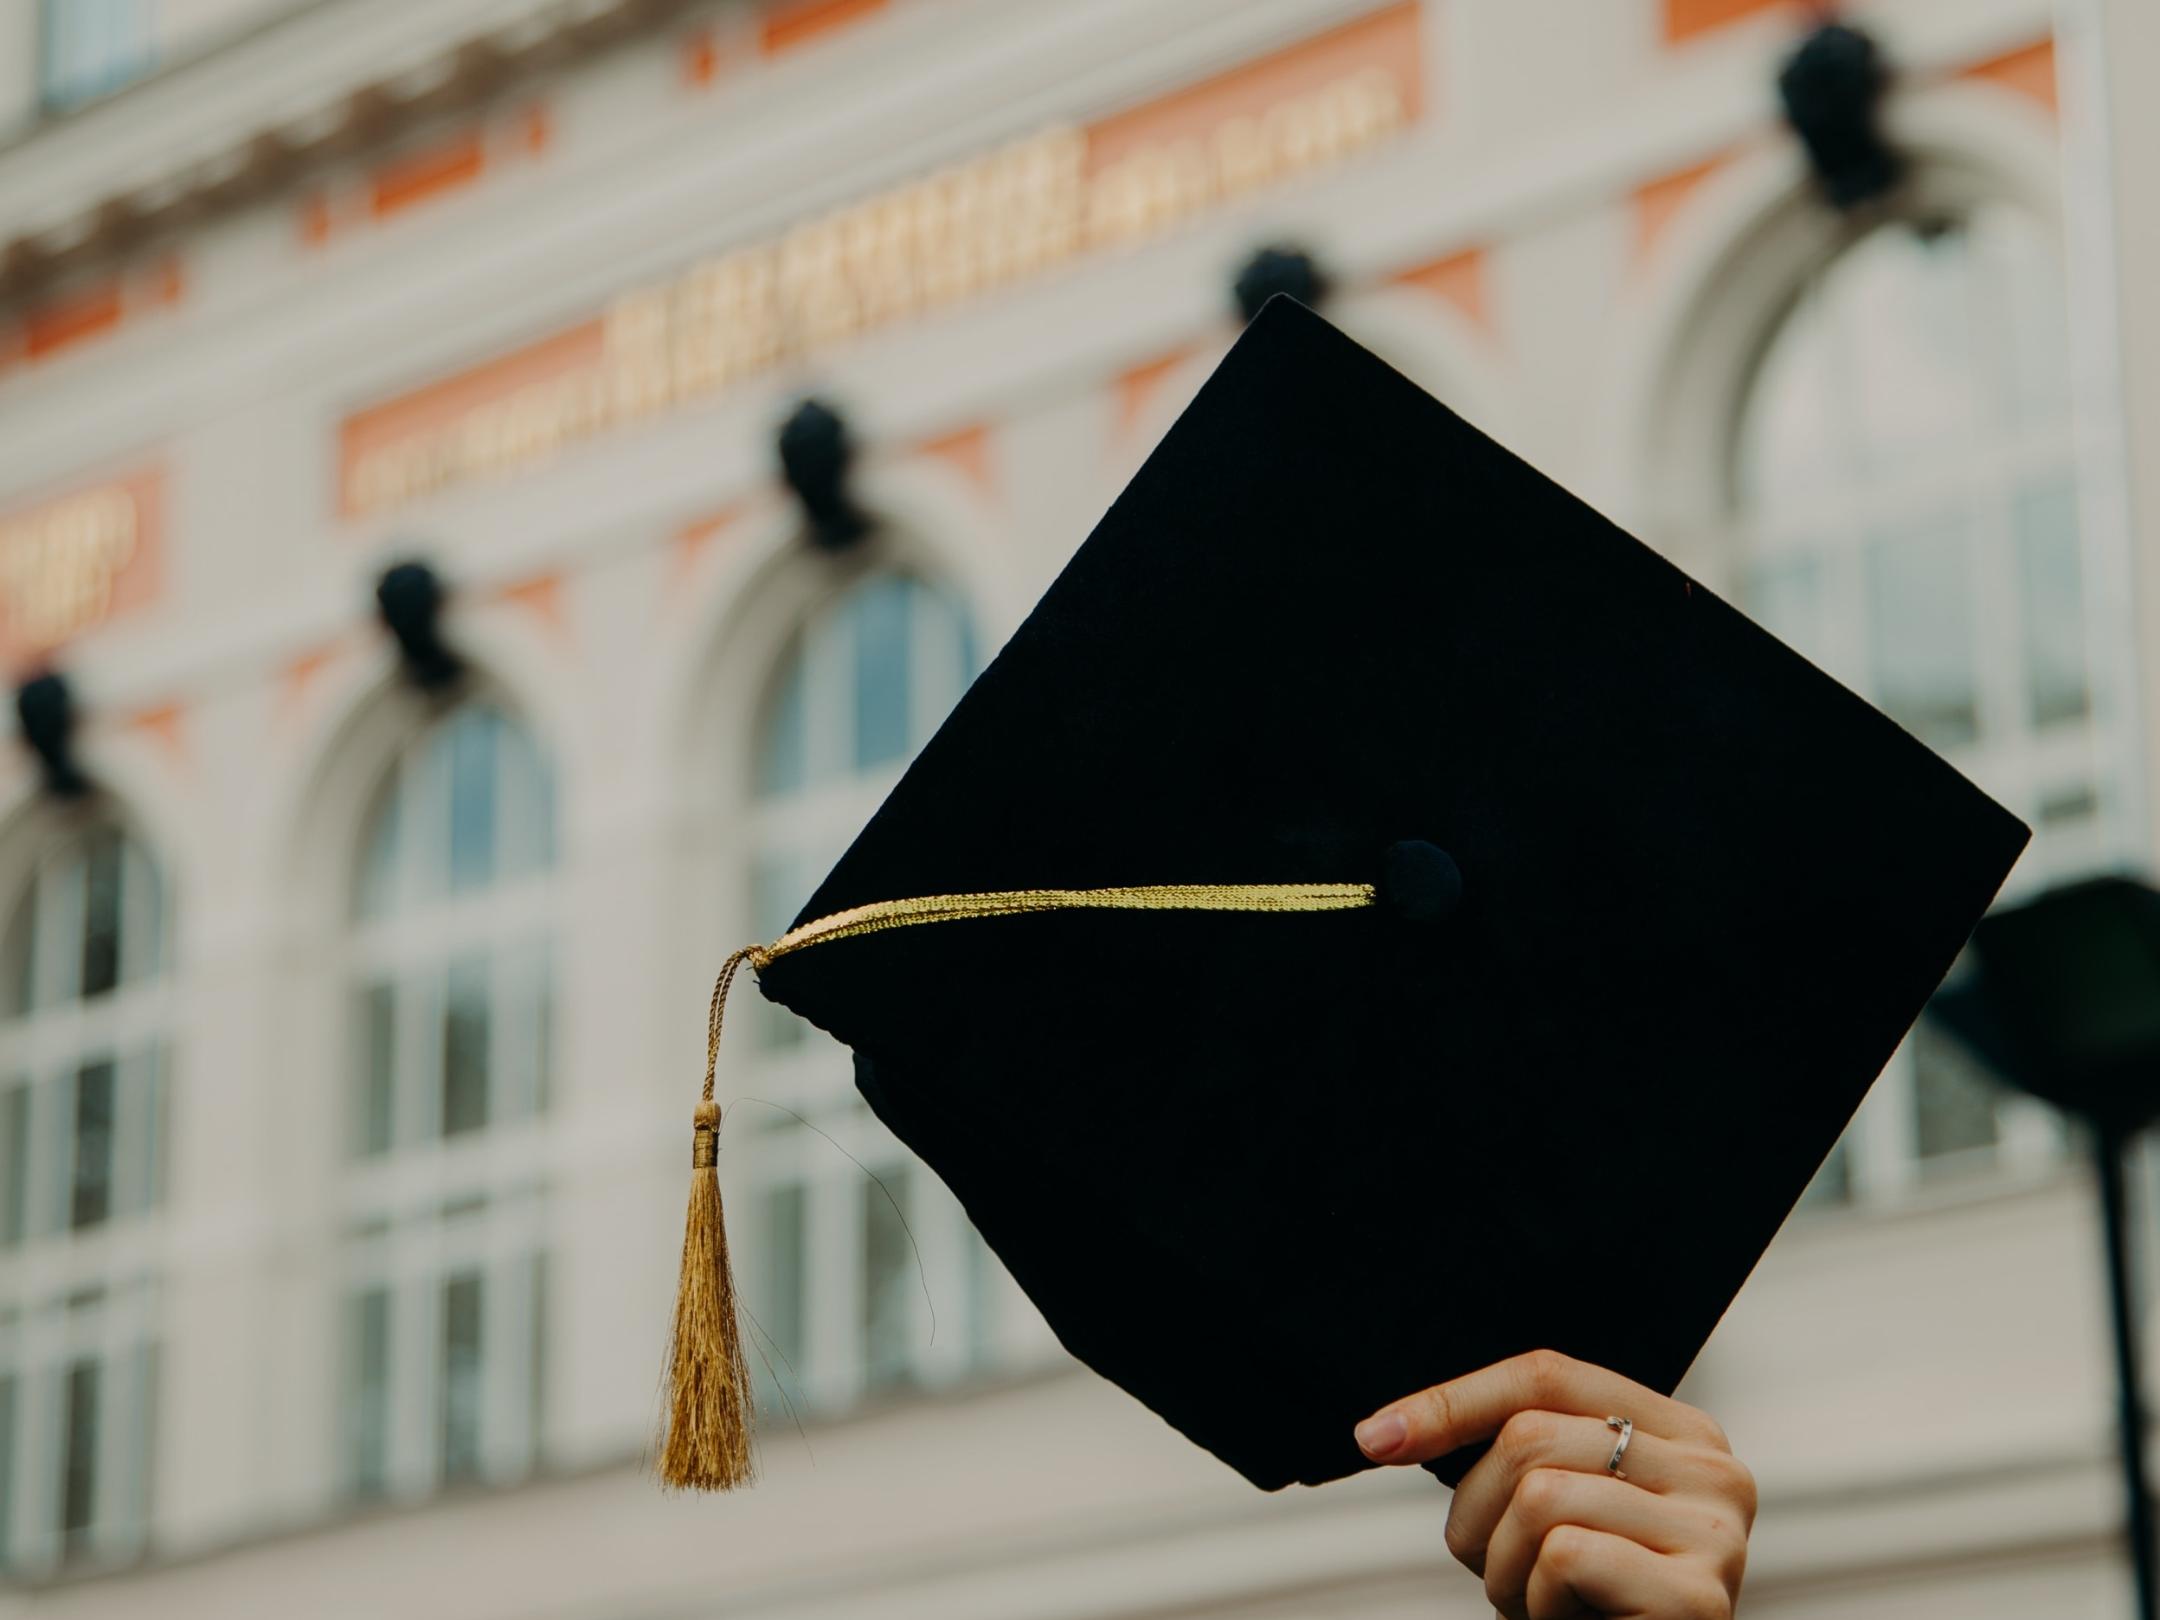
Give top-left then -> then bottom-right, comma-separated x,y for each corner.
0,819 -> 168,1573
740,570 -> 997,1411
1736,202 -> 2102,1203
341,700 -> 555,1498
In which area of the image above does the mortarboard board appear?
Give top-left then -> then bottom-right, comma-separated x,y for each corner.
659,295 -> 2029,1494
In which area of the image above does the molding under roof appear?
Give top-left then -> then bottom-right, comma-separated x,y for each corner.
0,0 -> 701,307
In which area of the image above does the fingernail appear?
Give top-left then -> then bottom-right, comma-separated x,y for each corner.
1355,1411 -> 1407,1459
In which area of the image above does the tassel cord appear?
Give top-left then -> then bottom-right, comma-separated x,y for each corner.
703,944 -> 771,1106
660,881 -> 1377,1493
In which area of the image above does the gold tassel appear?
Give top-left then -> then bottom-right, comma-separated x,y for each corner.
657,884 -> 1375,1493
657,947 -> 765,1491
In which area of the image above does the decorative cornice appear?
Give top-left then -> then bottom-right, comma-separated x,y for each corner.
0,0 -> 703,310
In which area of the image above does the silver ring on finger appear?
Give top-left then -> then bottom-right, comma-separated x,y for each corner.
1603,1415 -> 1635,1481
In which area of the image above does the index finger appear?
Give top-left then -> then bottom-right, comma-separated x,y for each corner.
1352,1349 -> 1728,1467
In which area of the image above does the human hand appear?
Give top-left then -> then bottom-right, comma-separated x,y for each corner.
1355,1350 -> 1754,1619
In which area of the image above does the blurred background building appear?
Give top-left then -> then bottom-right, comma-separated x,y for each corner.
0,0 -> 2153,1614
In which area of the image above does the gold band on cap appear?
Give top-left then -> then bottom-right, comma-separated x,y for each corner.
762,882 -> 1377,961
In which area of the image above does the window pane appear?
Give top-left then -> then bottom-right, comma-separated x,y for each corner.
124,1342 -> 157,1538
756,648 -> 809,798
852,578 -> 914,771
1977,205 -> 2073,430
2030,781 -> 2099,876
497,719 -> 556,882
534,952 -> 553,1119
149,1048 -> 170,1212
111,1050 -> 160,1221
2015,478 -> 2090,727
503,942 -> 553,1123
40,0 -> 156,111
0,1082 -> 25,1247
949,594 -> 980,698
0,1372 -> 14,1570
357,983 -> 396,1156
751,857 -> 807,1051
861,1169 -> 914,1395
441,955 -> 490,1139
751,853 -> 806,941
35,852 -> 83,1010
149,1045 -> 169,1209
348,1288 -> 390,1499
60,1358 -> 99,1556
913,581 -> 976,739
1796,1138 -> 1852,1211
440,1272 -> 484,1484
71,1060 -> 115,1232
80,833 -> 122,1001
446,709 -> 501,894
1848,225 -> 1984,476
1865,516 -> 1979,750
120,837 -> 163,986
759,1182 -> 806,1408
1743,553 -> 1826,666
1912,1018 -> 2002,1167
355,779 -> 402,920
3,887 -> 34,1019
1739,292 -> 1840,509
965,1230 -> 1001,1371
538,959 -> 554,1117
527,1252 -> 548,1454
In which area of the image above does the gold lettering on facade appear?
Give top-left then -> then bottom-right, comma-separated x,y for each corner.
0,488 -> 140,650
345,65 -> 1405,517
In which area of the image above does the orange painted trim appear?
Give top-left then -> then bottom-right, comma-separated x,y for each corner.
500,573 -> 568,640
1632,153 -> 1731,267
1086,1 -> 1424,177
681,28 -> 723,87
129,703 -> 187,768
1113,346 -> 1200,442
515,103 -> 552,157
917,424 -> 995,499
1966,38 -> 2057,115
759,0 -> 888,57
298,191 -> 335,247
145,256 -> 185,308
1392,246 -> 1492,335
279,641 -> 342,723
369,129 -> 487,221
1662,0 -> 1800,45
23,282 -> 124,363
671,505 -> 741,591
336,3 -> 1425,520
676,509 -> 736,552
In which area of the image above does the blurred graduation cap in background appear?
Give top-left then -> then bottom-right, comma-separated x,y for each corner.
659,296 -> 2030,1496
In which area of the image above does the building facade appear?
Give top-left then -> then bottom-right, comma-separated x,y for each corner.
0,0 -> 2151,1614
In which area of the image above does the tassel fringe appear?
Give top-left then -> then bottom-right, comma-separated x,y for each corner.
657,951 -> 764,1491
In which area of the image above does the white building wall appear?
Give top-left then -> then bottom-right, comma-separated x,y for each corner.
0,0 -> 2145,1615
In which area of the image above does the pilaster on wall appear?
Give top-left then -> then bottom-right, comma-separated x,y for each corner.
2078,0 -> 2160,864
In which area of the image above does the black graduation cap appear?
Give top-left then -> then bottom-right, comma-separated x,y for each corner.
659,296 -> 2028,1494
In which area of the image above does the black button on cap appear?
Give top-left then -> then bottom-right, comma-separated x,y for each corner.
1380,840 -> 1462,924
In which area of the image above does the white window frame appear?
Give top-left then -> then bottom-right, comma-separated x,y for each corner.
0,821 -> 169,1575
37,0 -> 157,114
736,571 -> 998,1417
337,700 -> 556,1501
1736,207 -> 2111,1212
